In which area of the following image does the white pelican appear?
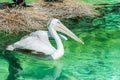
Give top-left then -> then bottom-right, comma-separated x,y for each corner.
6,18 -> 84,60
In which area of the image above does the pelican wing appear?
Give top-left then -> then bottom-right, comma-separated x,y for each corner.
13,30 -> 56,55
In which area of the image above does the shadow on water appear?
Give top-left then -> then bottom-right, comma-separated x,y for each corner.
0,48 -> 64,80
16,54 -> 64,80
0,49 -> 22,80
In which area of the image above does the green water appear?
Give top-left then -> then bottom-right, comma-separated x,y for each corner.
1,27 -> 120,80
13,30 -> 120,80
80,0 -> 120,4
1,0 -> 120,80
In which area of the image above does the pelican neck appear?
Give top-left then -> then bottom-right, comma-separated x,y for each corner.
48,27 -> 64,51
48,26 -> 64,60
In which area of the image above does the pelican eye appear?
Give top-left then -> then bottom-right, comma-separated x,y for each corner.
57,22 -> 60,24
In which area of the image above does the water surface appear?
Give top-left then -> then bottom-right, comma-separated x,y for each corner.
0,0 -> 120,80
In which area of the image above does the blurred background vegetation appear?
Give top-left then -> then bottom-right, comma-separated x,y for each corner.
0,0 -> 38,3
1,0 -> 120,4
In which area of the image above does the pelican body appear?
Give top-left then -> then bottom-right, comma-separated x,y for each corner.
7,18 -> 84,60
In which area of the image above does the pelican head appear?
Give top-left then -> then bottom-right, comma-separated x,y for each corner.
48,18 -> 84,44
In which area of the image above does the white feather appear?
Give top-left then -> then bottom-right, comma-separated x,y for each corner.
8,30 -> 56,55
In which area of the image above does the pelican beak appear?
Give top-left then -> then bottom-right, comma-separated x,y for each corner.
56,23 -> 84,44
